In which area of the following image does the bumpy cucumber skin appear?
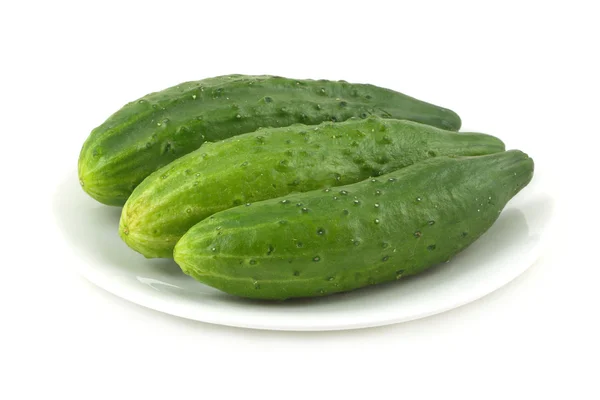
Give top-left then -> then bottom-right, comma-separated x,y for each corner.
174,150 -> 534,300
78,75 -> 462,206
120,117 -> 504,258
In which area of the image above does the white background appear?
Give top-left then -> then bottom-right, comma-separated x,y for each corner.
2,1 -> 598,399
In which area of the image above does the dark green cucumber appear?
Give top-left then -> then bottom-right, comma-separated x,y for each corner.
78,74 -> 462,206
120,117 -> 503,258
174,150 -> 534,300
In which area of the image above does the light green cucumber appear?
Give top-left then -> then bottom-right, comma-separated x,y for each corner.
120,117 -> 504,258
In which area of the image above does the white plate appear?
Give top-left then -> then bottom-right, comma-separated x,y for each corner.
54,169 -> 555,331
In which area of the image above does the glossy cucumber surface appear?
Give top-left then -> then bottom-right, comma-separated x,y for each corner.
174,150 -> 534,300
79,75 -> 461,205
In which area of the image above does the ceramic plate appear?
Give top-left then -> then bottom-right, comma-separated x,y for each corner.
54,168 -> 555,331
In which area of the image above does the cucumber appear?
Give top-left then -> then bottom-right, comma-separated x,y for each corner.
78,74 -> 462,206
173,150 -> 534,300
120,117 -> 504,258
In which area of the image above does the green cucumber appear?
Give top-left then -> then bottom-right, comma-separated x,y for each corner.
174,150 -> 534,300
120,117 -> 504,258
78,74 -> 462,206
